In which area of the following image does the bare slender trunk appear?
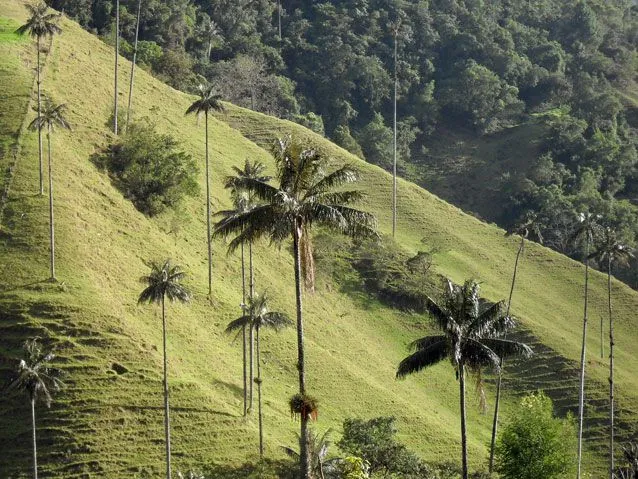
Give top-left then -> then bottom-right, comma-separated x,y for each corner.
577,237 -> 590,479
125,0 -> 142,132
31,397 -> 37,479
47,125 -> 55,281
489,235 -> 524,472
608,257 -> 615,479
277,0 -> 282,41
205,112 -> 212,297
114,0 -> 119,135
162,296 -> 172,479
392,29 -> 398,238
293,223 -> 310,479
601,315 -> 604,359
459,364 -> 468,479
241,242 -> 247,417
257,325 -> 264,458
36,35 -> 43,196
248,241 -> 255,413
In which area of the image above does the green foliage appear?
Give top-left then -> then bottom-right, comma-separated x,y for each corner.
338,456 -> 369,479
333,125 -> 364,159
292,112 -> 324,136
495,392 -> 576,479
94,119 -> 198,216
337,417 -> 427,477
357,113 -> 394,171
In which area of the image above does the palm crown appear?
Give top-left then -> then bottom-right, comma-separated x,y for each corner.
28,98 -> 71,133
225,292 -> 292,334
225,159 -> 271,213
185,84 -> 225,118
16,2 -> 61,39
6,338 -> 63,406
506,212 -> 544,244
214,136 -> 377,250
138,260 -> 191,305
589,227 -> 634,268
397,280 -> 532,379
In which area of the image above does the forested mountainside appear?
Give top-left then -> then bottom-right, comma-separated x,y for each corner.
49,0 -> 638,286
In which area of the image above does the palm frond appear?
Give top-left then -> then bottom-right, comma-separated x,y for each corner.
225,315 -> 252,333
480,338 -> 533,359
463,339 -> 501,373
396,338 -> 448,378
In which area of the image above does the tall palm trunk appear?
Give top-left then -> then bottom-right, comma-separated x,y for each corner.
293,222 -> 310,479
46,125 -> 55,281
392,29 -> 398,238
125,0 -> 142,132
36,35 -> 43,196
205,111 -> 213,297
577,236 -> 591,479
31,397 -> 38,479
161,296 -> 172,479
459,363 -> 468,479
248,241 -> 255,413
256,324 -> 264,458
114,0 -> 119,135
608,257 -> 615,479
277,0 -> 282,41
489,235 -> 524,472
601,315 -> 604,359
241,242 -> 248,417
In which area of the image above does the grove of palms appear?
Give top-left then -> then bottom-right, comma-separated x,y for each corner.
215,135 -> 377,479
16,1 -> 61,196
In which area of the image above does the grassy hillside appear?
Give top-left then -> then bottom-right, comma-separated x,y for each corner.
0,2 -> 637,477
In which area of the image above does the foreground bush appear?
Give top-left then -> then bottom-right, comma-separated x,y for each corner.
495,392 -> 576,479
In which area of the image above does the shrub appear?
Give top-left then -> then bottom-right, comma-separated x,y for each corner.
94,119 -> 198,216
495,392 -> 576,479
337,417 -> 428,477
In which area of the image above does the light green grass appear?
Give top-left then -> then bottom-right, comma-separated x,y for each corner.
0,1 -> 636,477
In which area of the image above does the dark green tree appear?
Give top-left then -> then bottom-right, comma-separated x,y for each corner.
226,292 -> 292,457
28,98 -> 71,282
214,136 -> 377,479
185,85 -> 224,297
489,213 -> 544,472
5,338 -> 63,479
396,279 -> 532,479
571,211 -> 601,478
16,2 -> 61,195
589,228 -> 634,479
138,260 -> 191,479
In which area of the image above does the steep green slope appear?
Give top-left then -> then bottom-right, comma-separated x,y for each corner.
0,2 -> 637,478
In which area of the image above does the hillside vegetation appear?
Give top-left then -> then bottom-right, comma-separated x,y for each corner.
0,2 -> 637,477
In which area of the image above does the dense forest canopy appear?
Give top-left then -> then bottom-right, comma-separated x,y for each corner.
50,0 -> 638,282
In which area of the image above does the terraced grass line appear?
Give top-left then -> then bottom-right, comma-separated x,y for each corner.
1,1 -> 637,477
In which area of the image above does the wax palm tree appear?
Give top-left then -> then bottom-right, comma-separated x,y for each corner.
185,85 -> 225,297
226,292 -> 292,457
282,428 -> 333,479
28,98 -> 71,282
138,260 -> 191,479
16,2 -> 61,196
225,160 -> 271,415
589,228 -> 634,479
5,338 -> 63,479
214,136 -> 377,479
571,211 -> 601,479
124,0 -> 142,132
397,279 -> 532,479
488,212 -> 543,472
